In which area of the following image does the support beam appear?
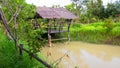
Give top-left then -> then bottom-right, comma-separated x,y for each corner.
67,19 -> 72,43
47,20 -> 52,47
48,34 -> 52,47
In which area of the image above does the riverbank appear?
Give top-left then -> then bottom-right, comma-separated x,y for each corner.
70,22 -> 120,45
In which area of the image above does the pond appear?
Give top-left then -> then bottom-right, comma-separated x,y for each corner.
41,41 -> 120,68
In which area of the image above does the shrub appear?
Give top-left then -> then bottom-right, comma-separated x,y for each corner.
0,30 -> 46,68
89,22 -> 105,27
70,22 -> 109,43
70,22 -> 120,45
111,26 -> 120,36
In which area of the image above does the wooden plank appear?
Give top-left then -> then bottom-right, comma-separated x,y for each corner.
47,27 -> 67,28
48,30 -> 68,33
45,38 -> 68,41
51,38 -> 68,41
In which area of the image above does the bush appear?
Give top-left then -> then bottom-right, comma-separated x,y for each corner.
70,22 -> 114,44
113,22 -> 120,27
111,26 -> 120,36
89,22 -> 105,27
0,30 -> 46,68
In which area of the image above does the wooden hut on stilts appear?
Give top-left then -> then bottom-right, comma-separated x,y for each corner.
34,7 -> 77,47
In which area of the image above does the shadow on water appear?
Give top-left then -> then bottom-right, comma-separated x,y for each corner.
41,41 -> 120,68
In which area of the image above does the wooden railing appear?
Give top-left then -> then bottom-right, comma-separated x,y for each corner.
19,44 -> 52,68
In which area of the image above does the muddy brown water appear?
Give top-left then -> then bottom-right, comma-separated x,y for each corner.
41,41 -> 120,68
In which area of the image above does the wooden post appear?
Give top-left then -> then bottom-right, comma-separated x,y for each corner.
19,44 -> 23,56
68,28 -> 70,43
53,19 -> 57,30
59,22 -> 63,32
48,34 -> 52,47
47,20 -> 52,47
67,19 -> 71,43
59,23 -> 61,32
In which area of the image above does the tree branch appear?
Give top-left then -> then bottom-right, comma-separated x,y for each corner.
8,5 -> 22,24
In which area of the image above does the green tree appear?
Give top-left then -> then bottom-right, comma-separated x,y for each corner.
86,0 -> 104,19
104,0 -> 120,18
105,3 -> 116,17
0,0 -> 45,53
65,3 -> 76,15
71,0 -> 89,16
114,0 -> 120,14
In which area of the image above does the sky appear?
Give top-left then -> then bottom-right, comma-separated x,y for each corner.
25,0 -> 116,7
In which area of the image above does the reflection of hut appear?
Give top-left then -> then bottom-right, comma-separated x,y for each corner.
34,7 -> 77,46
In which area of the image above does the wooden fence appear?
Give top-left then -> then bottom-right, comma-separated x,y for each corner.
19,44 -> 52,68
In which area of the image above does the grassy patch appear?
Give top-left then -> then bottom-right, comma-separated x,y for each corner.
70,22 -> 120,45
0,30 -> 46,68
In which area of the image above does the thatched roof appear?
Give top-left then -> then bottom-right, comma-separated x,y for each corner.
36,7 -> 77,19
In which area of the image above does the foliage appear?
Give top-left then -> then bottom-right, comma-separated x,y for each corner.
1,0 -> 46,53
24,24 -> 46,53
71,0 -> 89,16
66,0 -> 120,23
70,22 -> 120,45
86,0 -> 104,19
65,3 -> 76,15
105,3 -> 116,18
103,17 -> 114,32
114,0 -> 120,14
0,30 -> 46,68
111,26 -> 120,36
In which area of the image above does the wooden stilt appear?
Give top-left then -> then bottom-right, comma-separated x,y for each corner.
67,20 -> 71,44
68,31 -> 70,43
47,20 -> 52,47
67,30 -> 70,44
48,33 -> 52,47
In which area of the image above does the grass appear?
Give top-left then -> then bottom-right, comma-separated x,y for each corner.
70,22 -> 120,45
0,30 -> 46,68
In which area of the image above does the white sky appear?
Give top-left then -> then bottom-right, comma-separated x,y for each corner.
25,0 -> 116,7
